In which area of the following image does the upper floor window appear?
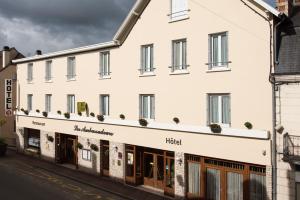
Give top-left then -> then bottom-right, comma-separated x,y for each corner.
67,57 -> 76,80
45,60 -> 52,81
45,94 -> 52,112
140,44 -> 154,74
208,94 -> 230,126
67,95 -> 75,113
209,32 -> 229,69
100,52 -> 110,78
170,0 -> 189,21
100,95 -> 110,116
140,95 -> 155,119
27,63 -> 33,82
27,94 -> 33,111
171,39 -> 187,72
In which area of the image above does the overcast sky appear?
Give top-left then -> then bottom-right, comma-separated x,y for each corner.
0,0 -> 274,56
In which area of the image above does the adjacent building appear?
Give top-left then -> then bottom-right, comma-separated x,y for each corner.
0,46 -> 24,146
13,0 -> 280,199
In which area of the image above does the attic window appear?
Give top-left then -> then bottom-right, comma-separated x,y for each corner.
170,0 -> 189,22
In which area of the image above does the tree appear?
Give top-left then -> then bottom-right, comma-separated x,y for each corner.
0,118 -> 7,136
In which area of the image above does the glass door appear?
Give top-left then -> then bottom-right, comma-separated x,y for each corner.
101,140 -> 109,176
164,157 -> 175,196
144,152 -> 154,187
206,168 -> 221,200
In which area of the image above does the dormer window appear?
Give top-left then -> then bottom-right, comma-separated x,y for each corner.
170,0 -> 189,22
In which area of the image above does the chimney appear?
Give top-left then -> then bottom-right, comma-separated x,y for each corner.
277,0 -> 300,16
2,46 -> 10,68
36,50 -> 42,55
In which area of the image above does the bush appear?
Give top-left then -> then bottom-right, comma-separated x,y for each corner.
90,144 -> 99,152
77,143 -> 83,149
64,112 -> 70,119
97,115 -> 104,122
120,114 -> 125,120
209,124 -> 222,133
173,117 -> 180,124
244,122 -> 253,130
90,112 -> 95,117
0,138 -> 6,145
36,109 -> 40,113
57,110 -> 62,115
139,119 -> 148,127
42,111 -> 48,117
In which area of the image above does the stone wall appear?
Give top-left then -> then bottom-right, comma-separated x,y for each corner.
109,141 -> 124,181
175,152 -> 185,199
40,131 -> 55,161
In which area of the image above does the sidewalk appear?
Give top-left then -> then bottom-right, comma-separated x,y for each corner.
8,149 -> 172,200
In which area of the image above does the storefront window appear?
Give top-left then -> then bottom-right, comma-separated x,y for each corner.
27,129 -> 40,149
188,162 -> 201,196
126,152 -> 134,177
206,168 -> 221,200
250,173 -> 266,200
227,172 -> 243,200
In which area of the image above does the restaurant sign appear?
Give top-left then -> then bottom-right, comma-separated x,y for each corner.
74,125 -> 114,136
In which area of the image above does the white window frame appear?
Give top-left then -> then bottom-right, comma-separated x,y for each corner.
100,95 -> 110,116
209,32 -> 229,70
170,0 -> 189,22
82,149 -> 91,161
45,60 -> 52,82
45,94 -> 52,112
171,39 -> 188,73
27,63 -> 33,82
140,94 -> 155,120
208,94 -> 230,127
140,44 -> 154,75
67,95 -> 75,113
67,57 -> 76,80
99,51 -> 110,78
27,94 -> 33,111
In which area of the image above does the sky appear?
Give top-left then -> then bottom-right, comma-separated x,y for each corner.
0,0 -> 274,56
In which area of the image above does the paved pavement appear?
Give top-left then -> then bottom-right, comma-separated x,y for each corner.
0,150 -> 169,200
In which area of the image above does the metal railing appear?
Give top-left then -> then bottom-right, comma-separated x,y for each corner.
283,134 -> 300,161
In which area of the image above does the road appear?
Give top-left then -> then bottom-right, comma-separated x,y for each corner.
0,151 -> 127,200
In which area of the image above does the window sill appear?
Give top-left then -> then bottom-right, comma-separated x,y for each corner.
66,78 -> 76,82
169,70 -> 190,75
206,67 -> 231,73
27,81 -> 34,84
209,123 -> 230,128
45,80 -> 53,83
139,72 -> 156,77
99,75 -> 111,80
169,15 -> 189,23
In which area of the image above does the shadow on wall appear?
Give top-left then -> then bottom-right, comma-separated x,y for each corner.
92,152 -> 97,173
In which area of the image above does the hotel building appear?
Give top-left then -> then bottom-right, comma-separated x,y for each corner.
13,0 -> 280,199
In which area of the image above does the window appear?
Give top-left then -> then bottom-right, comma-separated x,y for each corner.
100,52 -> 110,77
250,174 -> 266,200
227,172 -> 243,199
188,162 -> 201,197
140,95 -> 155,119
67,57 -> 76,80
27,94 -> 33,111
67,95 -> 75,113
27,129 -> 40,149
208,94 -> 230,126
140,45 -> 154,74
172,39 -> 187,72
82,149 -> 91,161
27,63 -> 33,82
45,60 -> 52,81
170,0 -> 188,21
100,95 -> 110,116
209,32 -> 228,69
206,168 -> 221,200
45,94 -> 52,112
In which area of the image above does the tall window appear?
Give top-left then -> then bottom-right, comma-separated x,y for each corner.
172,39 -> 187,72
67,95 -> 75,113
67,57 -> 76,80
45,60 -> 52,81
208,94 -> 230,125
27,94 -> 33,111
45,94 -> 52,112
27,63 -> 33,82
250,174 -> 266,200
140,44 -> 154,74
209,32 -> 228,68
140,95 -> 155,119
170,0 -> 188,21
100,52 -> 110,77
100,95 -> 110,116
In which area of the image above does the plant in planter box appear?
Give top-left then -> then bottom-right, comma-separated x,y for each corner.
21,108 -> 24,112
47,135 -> 54,142
78,112 -> 82,116
24,110 -> 29,115
64,112 -> 70,119
42,111 -> 48,117
173,117 -> 180,124
90,144 -> 99,152
97,115 -> 105,122
57,110 -> 62,115
244,122 -> 253,130
120,114 -> 125,120
209,124 -> 222,133
0,138 -> 7,157
36,109 -> 40,113
90,112 -> 95,117
139,118 -> 148,127
77,143 -> 83,149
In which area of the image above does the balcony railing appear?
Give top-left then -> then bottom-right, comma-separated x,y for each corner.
283,134 -> 300,162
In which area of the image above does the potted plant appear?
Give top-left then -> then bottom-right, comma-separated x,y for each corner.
42,111 -> 48,117
23,110 -> 29,115
0,138 -> 7,156
173,117 -> 180,124
64,112 -> 70,119
97,115 -> 105,122
78,111 -> 82,116
21,108 -> 24,112
57,110 -> 62,115
36,109 -> 40,113
209,124 -> 222,133
139,118 -> 148,127
120,114 -> 125,120
244,122 -> 253,130
47,135 -> 54,142
90,144 -> 99,152
90,112 -> 95,117
77,143 -> 83,149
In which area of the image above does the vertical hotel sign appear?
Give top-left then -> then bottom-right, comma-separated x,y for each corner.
5,79 -> 12,116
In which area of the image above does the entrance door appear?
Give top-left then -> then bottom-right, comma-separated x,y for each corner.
66,138 -> 76,165
101,140 -> 109,176
165,157 -> 175,196
143,152 -> 164,189
55,133 -> 78,167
